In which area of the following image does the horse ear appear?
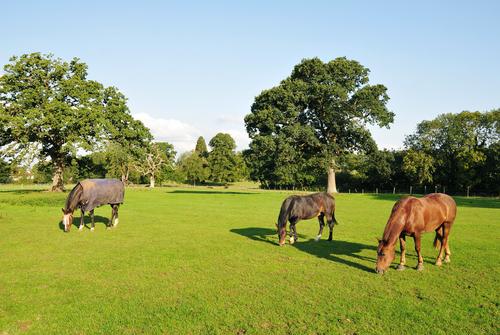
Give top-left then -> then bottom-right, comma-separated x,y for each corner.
61,208 -> 65,214
375,237 -> 382,243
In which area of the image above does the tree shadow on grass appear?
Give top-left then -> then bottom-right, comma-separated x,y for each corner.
366,193 -> 499,209
169,190 -> 255,195
0,189 -> 46,194
230,227 -> 377,273
58,215 -> 111,231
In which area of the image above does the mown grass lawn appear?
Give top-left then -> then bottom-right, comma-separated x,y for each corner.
0,185 -> 498,334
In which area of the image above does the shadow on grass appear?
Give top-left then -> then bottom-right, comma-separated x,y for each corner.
230,227 -> 377,273
169,190 -> 255,195
365,193 -> 499,209
58,215 -> 111,231
0,189 -> 46,194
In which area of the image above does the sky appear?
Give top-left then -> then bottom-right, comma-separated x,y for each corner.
1,0 -> 499,153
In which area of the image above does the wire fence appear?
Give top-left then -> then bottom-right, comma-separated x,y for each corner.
261,184 -> 499,197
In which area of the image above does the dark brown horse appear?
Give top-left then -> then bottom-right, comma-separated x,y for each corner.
375,193 -> 457,274
61,179 -> 125,232
277,192 -> 337,246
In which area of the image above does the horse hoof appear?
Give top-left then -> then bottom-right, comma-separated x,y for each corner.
435,260 -> 442,266
396,264 -> 405,271
416,264 -> 424,271
90,228 -> 95,232
444,257 -> 451,263
289,236 -> 295,244
314,235 -> 321,242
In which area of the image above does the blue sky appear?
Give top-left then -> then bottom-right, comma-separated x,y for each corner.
2,0 -> 499,153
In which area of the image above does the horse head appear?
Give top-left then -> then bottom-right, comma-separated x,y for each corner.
61,208 -> 74,232
375,238 -> 395,274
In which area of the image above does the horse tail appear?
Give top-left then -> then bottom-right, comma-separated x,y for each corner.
433,225 -> 444,249
332,207 -> 339,225
325,193 -> 339,225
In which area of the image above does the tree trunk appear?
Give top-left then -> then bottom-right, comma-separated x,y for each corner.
150,174 -> 155,188
327,166 -> 338,194
51,160 -> 65,192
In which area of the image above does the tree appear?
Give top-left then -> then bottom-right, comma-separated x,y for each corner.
177,151 -> 209,185
245,57 -> 393,193
134,142 -> 175,188
0,53 -> 150,191
208,133 -> 238,183
194,136 -> 208,158
0,159 -> 10,183
402,149 -> 435,186
405,110 -> 499,192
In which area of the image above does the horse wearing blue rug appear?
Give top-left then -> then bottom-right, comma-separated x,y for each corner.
61,179 -> 125,232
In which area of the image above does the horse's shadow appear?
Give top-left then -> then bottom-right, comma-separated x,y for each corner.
230,227 -> 377,273
58,215 -> 111,231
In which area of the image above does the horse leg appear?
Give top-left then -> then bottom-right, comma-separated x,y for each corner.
435,225 -> 445,266
397,234 -> 406,270
327,214 -> 334,241
289,218 -> 298,244
443,222 -> 452,263
79,209 -> 85,231
414,234 -> 424,271
90,209 -> 95,232
315,214 -> 325,241
108,205 -> 116,228
113,205 -> 119,227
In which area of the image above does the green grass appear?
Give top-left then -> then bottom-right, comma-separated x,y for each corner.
0,185 -> 498,334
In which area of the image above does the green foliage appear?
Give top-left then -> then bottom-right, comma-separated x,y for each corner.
177,151 -> 209,185
402,149 -> 435,185
208,133 -> 239,183
194,136 -> 208,158
0,52 -> 152,191
245,57 -> 393,189
0,159 -> 10,183
405,109 -> 499,192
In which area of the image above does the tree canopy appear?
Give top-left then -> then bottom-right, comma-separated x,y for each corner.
208,133 -> 238,183
245,57 -> 394,192
0,53 -> 151,191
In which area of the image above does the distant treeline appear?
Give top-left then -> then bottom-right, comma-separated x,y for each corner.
1,53 -> 498,195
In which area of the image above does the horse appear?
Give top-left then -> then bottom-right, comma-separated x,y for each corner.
61,179 -> 125,232
375,193 -> 457,274
276,192 -> 337,246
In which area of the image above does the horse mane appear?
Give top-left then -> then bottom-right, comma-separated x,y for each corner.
277,197 -> 295,229
382,197 -> 412,244
65,183 -> 83,213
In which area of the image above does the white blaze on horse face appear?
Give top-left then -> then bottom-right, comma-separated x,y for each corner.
63,214 -> 70,231
315,234 -> 322,242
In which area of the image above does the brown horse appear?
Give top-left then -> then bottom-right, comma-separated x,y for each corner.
277,192 -> 337,246
375,193 -> 456,274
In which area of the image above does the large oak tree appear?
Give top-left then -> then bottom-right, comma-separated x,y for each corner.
0,53 -> 151,191
245,57 -> 394,193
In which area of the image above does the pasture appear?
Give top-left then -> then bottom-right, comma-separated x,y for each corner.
0,185 -> 498,334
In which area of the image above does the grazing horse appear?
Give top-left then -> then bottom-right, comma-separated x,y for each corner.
375,193 -> 456,274
61,179 -> 125,232
277,192 -> 337,246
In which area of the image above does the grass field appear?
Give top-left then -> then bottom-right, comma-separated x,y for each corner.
0,185 -> 498,334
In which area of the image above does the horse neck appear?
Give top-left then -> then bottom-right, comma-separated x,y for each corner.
65,185 -> 82,213
383,216 -> 404,247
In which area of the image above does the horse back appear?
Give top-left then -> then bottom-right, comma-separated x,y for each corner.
409,193 -> 456,233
